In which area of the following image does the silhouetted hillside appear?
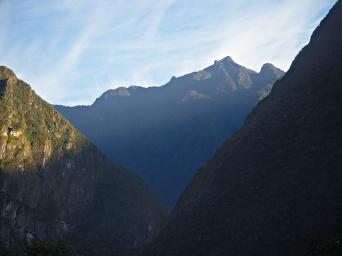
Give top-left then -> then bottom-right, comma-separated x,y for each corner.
142,1 -> 342,255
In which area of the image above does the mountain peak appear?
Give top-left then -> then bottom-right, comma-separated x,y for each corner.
93,86 -> 131,105
169,75 -> 177,82
0,66 -> 16,80
259,63 -> 285,79
261,62 -> 276,70
0,66 -> 19,96
214,56 -> 234,65
260,63 -> 280,73
100,87 -> 131,99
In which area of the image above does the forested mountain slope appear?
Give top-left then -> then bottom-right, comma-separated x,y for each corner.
143,2 -> 342,255
0,66 -> 166,256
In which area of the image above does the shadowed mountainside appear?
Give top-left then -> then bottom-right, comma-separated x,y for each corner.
56,58 -> 284,207
142,1 -> 342,255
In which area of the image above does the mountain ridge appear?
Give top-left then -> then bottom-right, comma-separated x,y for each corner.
91,57 -> 281,104
142,1 -> 342,255
56,56 -> 284,206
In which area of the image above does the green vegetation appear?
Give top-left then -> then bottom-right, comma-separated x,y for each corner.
0,66 -> 167,256
0,70 -> 86,172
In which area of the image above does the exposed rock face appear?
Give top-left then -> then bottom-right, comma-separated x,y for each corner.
56,57 -> 284,207
142,2 -> 342,256
0,67 -> 166,256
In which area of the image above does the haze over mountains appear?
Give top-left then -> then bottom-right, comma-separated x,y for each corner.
0,1 -> 340,255
143,1 -> 342,255
56,57 -> 284,206
0,66 -> 166,256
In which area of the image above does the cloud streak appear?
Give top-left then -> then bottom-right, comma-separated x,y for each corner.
0,0 -> 337,105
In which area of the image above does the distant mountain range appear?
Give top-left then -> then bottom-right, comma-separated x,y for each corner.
56,57 -> 284,206
1,2 -> 339,255
142,1 -> 342,255
0,66 -> 166,256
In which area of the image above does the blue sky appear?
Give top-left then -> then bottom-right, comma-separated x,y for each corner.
0,0 -> 337,106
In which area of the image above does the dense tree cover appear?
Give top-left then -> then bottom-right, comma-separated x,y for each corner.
0,67 -> 166,255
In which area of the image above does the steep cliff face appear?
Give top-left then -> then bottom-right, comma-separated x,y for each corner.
0,67 -> 166,255
57,58 -> 284,207
143,2 -> 342,256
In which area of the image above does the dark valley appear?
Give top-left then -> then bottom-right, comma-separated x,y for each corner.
56,58 -> 284,206
0,1 -> 341,255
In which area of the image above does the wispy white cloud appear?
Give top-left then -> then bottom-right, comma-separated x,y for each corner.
210,0 -> 334,71
0,0 -> 337,105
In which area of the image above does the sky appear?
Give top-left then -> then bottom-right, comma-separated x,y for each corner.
0,0 -> 337,106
